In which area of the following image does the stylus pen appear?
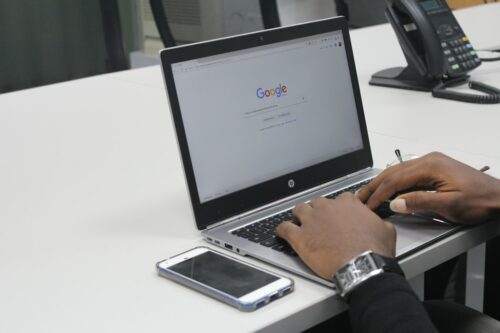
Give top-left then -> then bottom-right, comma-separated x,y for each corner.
480,166 -> 490,173
395,149 -> 403,164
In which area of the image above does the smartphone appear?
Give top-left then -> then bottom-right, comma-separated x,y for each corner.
156,247 -> 294,312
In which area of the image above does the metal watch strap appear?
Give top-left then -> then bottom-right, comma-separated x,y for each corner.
333,251 -> 404,299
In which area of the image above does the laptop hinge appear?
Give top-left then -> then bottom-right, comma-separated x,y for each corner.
206,167 -> 373,230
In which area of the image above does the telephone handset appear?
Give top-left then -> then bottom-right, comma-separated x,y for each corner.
370,0 -> 500,104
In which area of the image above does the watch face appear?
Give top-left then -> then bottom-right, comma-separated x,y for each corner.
355,255 -> 375,274
335,251 -> 384,297
335,251 -> 403,298
337,254 -> 376,287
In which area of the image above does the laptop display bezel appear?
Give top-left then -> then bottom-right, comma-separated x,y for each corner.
160,17 -> 373,230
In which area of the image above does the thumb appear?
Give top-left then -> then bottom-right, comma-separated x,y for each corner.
390,191 -> 456,215
276,221 -> 301,248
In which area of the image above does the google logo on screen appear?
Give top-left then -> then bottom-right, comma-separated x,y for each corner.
256,83 -> 288,99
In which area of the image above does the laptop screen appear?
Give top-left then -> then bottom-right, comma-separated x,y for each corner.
161,17 -> 372,229
172,31 -> 363,204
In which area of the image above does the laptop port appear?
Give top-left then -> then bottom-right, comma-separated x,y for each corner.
224,243 -> 233,250
269,293 -> 279,302
207,237 -> 212,242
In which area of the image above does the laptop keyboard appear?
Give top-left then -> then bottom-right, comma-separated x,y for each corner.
231,179 -> 394,257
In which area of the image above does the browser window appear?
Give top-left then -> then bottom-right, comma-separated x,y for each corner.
172,31 -> 363,203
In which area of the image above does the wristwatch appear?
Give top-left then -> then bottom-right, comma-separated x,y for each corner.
332,250 -> 405,299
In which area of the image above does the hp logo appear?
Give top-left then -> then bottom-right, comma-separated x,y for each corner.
288,179 -> 295,188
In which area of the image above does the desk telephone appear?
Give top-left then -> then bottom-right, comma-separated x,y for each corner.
370,0 -> 500,104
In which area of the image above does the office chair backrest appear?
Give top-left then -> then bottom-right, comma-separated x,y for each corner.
259,0 -> 281,29
149,0 -> 177,47
149,0 -> 281,48
335,0 -> 350,20
338,0 -> 387,28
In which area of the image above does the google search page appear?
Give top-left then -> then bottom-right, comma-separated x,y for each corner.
173,31 -> 363,203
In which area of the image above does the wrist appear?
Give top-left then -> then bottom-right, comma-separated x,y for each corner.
493,179 -> 500,216
482,178 -> 500,220
332,251 -> 404,299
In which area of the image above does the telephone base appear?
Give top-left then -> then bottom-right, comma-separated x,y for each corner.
370,66 -> 439,92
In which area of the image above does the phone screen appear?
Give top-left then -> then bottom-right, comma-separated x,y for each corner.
169,251 -> 279,298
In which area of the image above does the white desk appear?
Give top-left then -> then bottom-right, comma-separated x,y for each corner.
1,4 -> 499,332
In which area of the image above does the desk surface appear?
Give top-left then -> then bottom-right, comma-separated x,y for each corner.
1,4 -> 499,333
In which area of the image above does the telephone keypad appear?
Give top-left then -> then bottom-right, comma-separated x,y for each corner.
441,35 -> 481,76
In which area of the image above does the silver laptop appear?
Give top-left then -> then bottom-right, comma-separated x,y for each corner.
159,17 -> 459,287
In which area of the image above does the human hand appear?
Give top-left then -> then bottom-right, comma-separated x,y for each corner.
357,152 -> 500,225
276,194 -> 396,280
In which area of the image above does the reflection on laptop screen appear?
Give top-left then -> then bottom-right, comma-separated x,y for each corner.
172,31 -> 363,203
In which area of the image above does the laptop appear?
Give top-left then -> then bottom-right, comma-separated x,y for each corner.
159,17 -> 459,287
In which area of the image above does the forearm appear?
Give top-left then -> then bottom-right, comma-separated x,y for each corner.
348,273 -> 438,333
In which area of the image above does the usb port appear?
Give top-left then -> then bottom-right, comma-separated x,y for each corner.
224,243 -> 233,250
269,293 -> 279,302
256,300 -> 266,308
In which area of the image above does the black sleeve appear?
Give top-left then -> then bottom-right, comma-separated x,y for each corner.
348,272 -> 438,333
